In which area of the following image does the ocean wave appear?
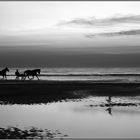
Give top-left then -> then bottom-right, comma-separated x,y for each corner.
6,73 -> 140,77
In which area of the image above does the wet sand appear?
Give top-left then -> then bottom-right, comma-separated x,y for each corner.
0,80 -> 140,96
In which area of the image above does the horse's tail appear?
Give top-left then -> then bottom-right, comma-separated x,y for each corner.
38,69 -> 41,74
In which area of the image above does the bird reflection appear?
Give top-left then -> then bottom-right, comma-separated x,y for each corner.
106,96 -> 113,115
106,96 -> 112,103
106,107 -> 112,115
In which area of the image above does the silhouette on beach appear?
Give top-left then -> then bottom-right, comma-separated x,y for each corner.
15,69 -> 26,80
24,69 -> 41,80
0,67 -> 9,80
0,68 -> 41,80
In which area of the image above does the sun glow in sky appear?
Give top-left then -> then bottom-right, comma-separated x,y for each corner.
0,2 -> 140,31
1,2 -> 140,67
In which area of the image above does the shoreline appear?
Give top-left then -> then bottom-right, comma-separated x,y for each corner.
0,79 -> 140,84
0,79 -> 140,86
0,80 -> 140,96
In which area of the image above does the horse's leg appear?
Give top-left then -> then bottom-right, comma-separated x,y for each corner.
28,75 -> 30,80
28,76 -> 33,80
36,75 -> 39,80
23,76 -> 26,81
3,75 -> 5,80
29,75 -> 34,80
22,76 -> 25,80
16,76 -> 19,80
23,75 -> 26,80
0,75 -> 3,80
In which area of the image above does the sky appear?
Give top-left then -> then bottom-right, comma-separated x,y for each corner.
1,1 -> 140,67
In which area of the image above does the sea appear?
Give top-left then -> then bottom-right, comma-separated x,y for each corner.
5,67 -> 140,82
1,67 -> 140,138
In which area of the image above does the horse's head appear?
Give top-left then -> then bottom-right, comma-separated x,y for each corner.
5,67 -> 9,72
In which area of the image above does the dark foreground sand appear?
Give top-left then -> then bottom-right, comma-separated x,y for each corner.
0,80 -> 140,96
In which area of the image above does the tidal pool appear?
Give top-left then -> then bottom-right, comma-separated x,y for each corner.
0,96 -> 140,138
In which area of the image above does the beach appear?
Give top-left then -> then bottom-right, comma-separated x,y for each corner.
0,79 -> 140,96
1,80 -> 140,138
0,79 -> 140,138
1,68 -> 140,138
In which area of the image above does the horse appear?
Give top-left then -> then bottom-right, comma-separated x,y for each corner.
24,69 -> 41,80
15,69 -> 26,80
0,67 -> 9,80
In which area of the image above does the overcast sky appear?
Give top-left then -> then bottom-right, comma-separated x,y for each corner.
1,2 -> 140,67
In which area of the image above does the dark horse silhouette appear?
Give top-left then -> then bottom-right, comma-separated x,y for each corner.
24,69 -> 40,80
15,69 -> 26,80
0,67 -> 9,79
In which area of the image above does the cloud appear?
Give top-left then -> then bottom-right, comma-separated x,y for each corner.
59,15 -> 140,27
85,29 -> 140,38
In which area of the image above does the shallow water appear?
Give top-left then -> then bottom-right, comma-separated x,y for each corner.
4,67 -> 140,82
0,67 -> 140,138
1,94 -> 140,138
